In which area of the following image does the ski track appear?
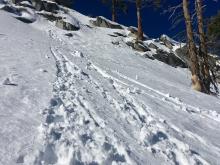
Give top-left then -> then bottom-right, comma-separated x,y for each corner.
29,30 -> 219,165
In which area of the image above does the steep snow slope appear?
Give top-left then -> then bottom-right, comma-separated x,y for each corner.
0,10 -> 56,164
0,3 -> 220,165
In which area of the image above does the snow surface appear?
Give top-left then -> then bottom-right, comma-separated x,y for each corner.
0,3 -> 220,165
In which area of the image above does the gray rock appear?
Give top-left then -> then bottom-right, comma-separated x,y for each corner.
32,0 -> 59,13
112,41 -> 120,45
113,32 -> 126,37
153,49 -> 187,68
55,19 -> 80,31
175,46 -> 220,82
90,16 -> 123,29
38,12 -> 61,21
18,1 -> 35,9
1,4 -> 19,14
148,43 -> 158,49
65,33 -> 73,37
160,35 -> 174,50
126,40 -> 151,52
127,26 -> 149,40
175,45 -> 189,65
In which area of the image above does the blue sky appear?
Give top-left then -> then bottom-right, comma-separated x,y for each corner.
74,0 -> 220,39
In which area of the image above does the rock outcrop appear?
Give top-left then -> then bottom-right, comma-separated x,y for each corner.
175,45 -> 220,82
159,35 -> 175,50
153,49 -> 187,68
55,18 -> 80,31
127,26 -> 148,40
126,40 -> 151,52
32,0 -> 59,13
90,16 -> 123,29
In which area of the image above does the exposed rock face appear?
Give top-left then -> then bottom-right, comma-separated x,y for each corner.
18,1 -> 35,9
153,49 -> 187,68
127,26 -> 148,40
1,3 -> 36,23
38,12 -> 61,21
1,4 -> 18,13
126,40 -> 151,52
175,45 -> 189,65
32,0 -> 59,13
148,43 -> 158,49
55,18 -> 80,31
175,45 -> 220,82
159,35 -> 174,50
90,16 -> 123,29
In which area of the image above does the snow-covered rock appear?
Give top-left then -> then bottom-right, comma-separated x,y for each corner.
127,26 -> 149,40
32,0 -> 59,12
90,16 -> 124,29
55,17 -> 80,31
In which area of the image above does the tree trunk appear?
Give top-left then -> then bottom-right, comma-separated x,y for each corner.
136,0 -> 144,40
112,0 -> 116,22
195,0 -> 211,93
182,0 -> 202,92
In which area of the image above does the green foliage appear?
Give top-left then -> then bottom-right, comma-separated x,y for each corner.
208,11 -> 220,40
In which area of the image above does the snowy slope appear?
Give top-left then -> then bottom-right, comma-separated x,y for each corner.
0,2 -> 220,165
0,10 -> 56,164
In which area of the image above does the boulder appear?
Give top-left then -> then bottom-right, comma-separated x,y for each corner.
111,41 -> 120,45
159,35 -> 174,49
38,12 -> 61,21
148,43 -> 158,49
1,4 -> 19,13
18,1 -> 35,9
90,16 -> 123,29
55,18 -> 80,31
113,32 -> 126,37
32,0 -> 59,13
175,45 -> 189,65
153,49 -> 187,68
127,26 -> 148,40
126,40 -> 151,52
175,46 -> 220,82
65,33 -> 73,37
